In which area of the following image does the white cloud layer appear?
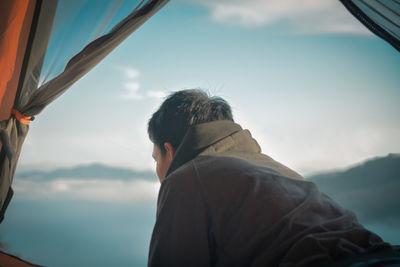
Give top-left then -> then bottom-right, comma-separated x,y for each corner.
146,90 -> 168,99
123,81 -> 143,100
195,0 -> 369,34
117,65 -> 140,79
117,65 -> 167,100
234,111 -> 400,176
14,178 -> 160,204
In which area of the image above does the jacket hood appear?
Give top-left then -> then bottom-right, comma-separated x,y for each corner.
166,120 -> 242,176
165,120 -> 304,180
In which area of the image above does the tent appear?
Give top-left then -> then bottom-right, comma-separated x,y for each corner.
0,0 -> 398,265
0,1 -> 168,265
0,0 -> 169,223
340,0 -> 400,52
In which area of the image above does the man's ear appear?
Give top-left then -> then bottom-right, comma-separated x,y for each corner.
163,142 -> 175,162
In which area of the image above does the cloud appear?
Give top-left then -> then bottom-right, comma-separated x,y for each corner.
117,65 -> 140,79
234,109 -> 400,177
122,81 -> 143,100
194,0 -> 370,34
13,178 -> 160,204
117,66 -> 144,100
116,65 -> 167,100
146,90 -> 168,99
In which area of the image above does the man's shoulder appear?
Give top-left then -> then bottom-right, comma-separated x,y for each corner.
195,155 -> 280,174
166,155 -> 284,186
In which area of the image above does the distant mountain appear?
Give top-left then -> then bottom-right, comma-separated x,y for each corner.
15,155 -> 400,225
15,163 -> 156,181
307,154 -> 400,226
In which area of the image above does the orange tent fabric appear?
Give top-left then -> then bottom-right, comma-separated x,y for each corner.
0,250 -> 42,267
0,0 -> 35,122
0,0 -> 35,153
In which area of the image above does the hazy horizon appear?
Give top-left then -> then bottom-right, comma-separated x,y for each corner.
16,152 -> 400,177
3,153 -> 400,266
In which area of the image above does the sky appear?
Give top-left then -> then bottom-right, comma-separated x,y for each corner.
18,0 -> 400,176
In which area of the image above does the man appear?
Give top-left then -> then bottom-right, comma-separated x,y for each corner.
147,89 -> 399,266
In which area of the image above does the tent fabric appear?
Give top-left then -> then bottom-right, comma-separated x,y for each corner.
0,0 -> 169,223
340,0 -> 400,52
37,0 -> 138,88
14,0 -> 160,114
0,250 -> 43,267
0,118 -> 29,220
21,0 -> 169,116
14,0 -> 59,110
0,0 -> 38,218
0,0 -> 36,124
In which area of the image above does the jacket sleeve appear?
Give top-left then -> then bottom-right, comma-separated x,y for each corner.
148,171 -> 213,267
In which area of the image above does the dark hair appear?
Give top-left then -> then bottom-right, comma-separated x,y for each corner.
148,89 -> 234,154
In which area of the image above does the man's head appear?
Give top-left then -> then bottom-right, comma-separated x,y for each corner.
148,89 -> 233,182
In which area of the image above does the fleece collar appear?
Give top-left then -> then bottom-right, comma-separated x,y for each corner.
166,120 -> 242,176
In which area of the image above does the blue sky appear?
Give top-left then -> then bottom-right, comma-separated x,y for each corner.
18,0 -> 400,176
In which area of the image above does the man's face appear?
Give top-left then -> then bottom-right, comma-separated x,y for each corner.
152,144 -> 172,183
